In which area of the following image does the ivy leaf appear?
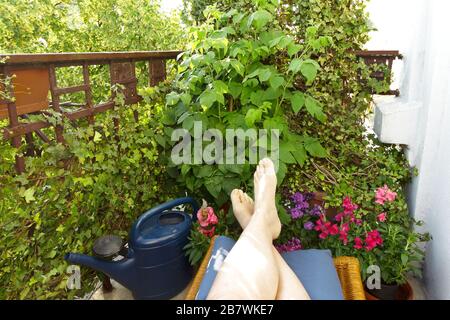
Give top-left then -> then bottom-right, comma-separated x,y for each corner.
300,59 -> 320,83
305,96 -> 326,122
290,91 -> 305,114
93,131 -> 102,142
23,187 -> 35,203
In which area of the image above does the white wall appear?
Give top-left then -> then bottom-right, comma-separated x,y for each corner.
367,0 -> 450,299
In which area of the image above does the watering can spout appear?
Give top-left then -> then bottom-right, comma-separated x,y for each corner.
65,253 -> 136,291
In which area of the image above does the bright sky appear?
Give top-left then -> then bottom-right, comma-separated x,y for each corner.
160,0 -> 183,13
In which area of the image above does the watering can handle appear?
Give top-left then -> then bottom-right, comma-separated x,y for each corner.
133,197 -> 200,233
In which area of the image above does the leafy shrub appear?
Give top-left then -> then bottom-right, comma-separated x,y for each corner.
0,97 -> 172,299
159,1 -> 332,209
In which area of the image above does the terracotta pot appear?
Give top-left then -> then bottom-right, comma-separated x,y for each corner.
309,191 -> 339,218
365,281 -> 414,300
0,68 -> 50,119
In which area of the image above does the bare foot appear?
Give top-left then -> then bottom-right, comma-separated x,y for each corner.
231,189 -> 254,229
253,158 -> 281,239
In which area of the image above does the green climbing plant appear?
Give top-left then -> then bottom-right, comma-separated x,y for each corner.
158,1 -> 331,211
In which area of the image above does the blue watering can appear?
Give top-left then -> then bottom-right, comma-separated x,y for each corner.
65,197 -> 199,299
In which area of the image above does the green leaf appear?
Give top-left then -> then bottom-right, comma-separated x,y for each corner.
305,96 -> 326,122
213,80 -> 228,94
276,161 -> 287,185
401,254 -> 409,266
93,131 -> 102,142
290,91 -> 305,114
245,108 -> 263,127
228,82 -> 242,99
166,92 -> 180,106
288,58 -> 302,74
291,145 -> 307,165
258,68 -> 272,82
205,177 -> 222,198
230,60 -> 245,76
199,91 -> 217,109
196,165 -> 214,178
300,59 -> 320,83
248,10 -> 273,30
287,43 -> 302,57
269,75 -> 285,89
181,93 -> 192,106
304,137 -> 327,158
23,187 -> 35,203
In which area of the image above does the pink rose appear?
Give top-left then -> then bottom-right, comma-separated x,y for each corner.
197,207 -> 218,227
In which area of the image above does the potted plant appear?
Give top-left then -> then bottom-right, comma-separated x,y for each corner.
277,185 -> 430,300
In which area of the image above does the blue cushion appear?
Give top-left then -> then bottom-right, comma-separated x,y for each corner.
195,235 -> 344,300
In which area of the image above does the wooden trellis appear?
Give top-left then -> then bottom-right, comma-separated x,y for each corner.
0,51 -> 181,173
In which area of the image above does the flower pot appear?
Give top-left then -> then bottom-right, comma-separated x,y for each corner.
0,68 -> 50,119
365,281 -> 414,300
310,191 -> 339,218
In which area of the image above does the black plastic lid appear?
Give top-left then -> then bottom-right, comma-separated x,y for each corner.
92,235 -> 123,260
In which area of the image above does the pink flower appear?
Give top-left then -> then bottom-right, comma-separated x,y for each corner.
339,223 -> 350,245
342,196 -> 358,214
335,212 -> 345,222
199,226 -> 216,238
354,237 -> 363,249
315,215 -> 330,239
377,212 -> 387,222
328,223 -> 339,236
197,207 -> 218,227
375,185 -> 397,205
364,230 -> 383,251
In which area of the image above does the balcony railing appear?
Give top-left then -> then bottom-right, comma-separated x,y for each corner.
0,50 -> 400,173
0,51 -> 181,173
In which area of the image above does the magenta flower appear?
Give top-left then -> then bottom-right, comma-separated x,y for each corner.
342,196 -> 358,214
197,207 -> 218,227
354,237 -> 363,249
364,230 -> 383,251
375,185 -> 397,205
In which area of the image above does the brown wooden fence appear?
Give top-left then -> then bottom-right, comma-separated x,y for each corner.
0,50 -> 401,174
0,51 -> 181,173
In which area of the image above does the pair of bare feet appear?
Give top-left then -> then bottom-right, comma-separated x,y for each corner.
230,158 -> 281,238
208,158 -> 310,299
